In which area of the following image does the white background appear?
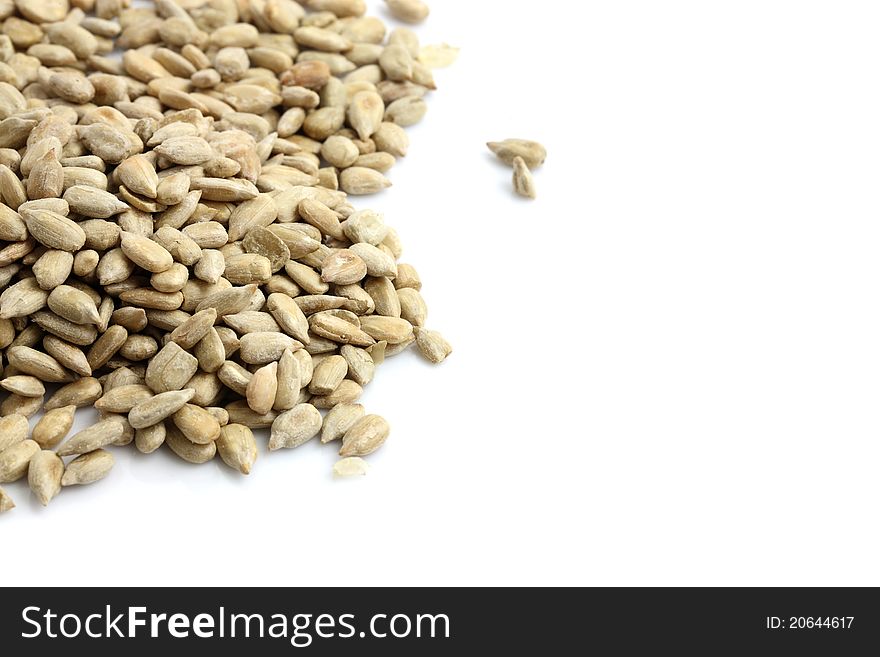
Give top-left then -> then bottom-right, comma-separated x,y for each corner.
5,0 -> 880,586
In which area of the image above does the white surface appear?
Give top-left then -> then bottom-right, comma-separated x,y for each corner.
5,0 -> 880,586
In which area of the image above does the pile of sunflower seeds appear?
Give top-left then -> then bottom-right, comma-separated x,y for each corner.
0,0 -> 455,511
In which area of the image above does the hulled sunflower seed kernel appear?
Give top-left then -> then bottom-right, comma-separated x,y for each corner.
269,403 -> 323,450
414,327 -> 453,364
216,423 -> 257,475
61,450 -> 114,487
32,405 -> 76,449
165,423 -> 217,464
172,403 -> 222,445
339,414 -> 389,457
487,139 -> 547,169
28,450 -> 64,506
57,419 -> 125,457
512,156 -> 537,200
0,486 -> 13,513
0,439 -> 40,483
0,414 -> 29,451
129,388 -> 196,430
333,456 -> 369,477
321,402 -> 366,444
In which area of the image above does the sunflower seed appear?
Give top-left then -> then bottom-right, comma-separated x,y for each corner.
28,450 -> 64,506
32,405 -> 76,449
269,403 -> 323,450
487,139 -> 547,169
216,423 -> 257,474
339,414 -> 389,457
0,486 -> 13,512
333,456 -> 369,477
0,439 -> 39,483
129,388 -> 196,429
61,450 -> 114,486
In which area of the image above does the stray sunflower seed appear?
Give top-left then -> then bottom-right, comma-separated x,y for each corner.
333,456 -> 370,477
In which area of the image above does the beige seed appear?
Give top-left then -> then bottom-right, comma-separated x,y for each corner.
145,341 -> 199,393
195,327 -> 225,373
273,348 -> 301,412
350,242 -> 398,278
310,312 -> 376,347
242,227 -> 290,273
309,354 -> 348,395
512,156 -> 537,199
135,422 -> 167,454
340,414 -> 389,457
195,284 -> 258,316
379,44 -> 414,82
22,208 -> 86,252
0,414 -> 29,452
224,253 -> 272,285
267,293 -> 311,344
419,43 -> 460,69
321,402 -> 366,443
0,439 -> 39,483
343,209 -> 388,245
44,377 -> 103,410
0,277 -> 48,319
1,393 -> 44,419
6,345 -> 70,382
27,150 -> 64,200
359,316 -> 414,344
129,388 -> 196,429
311,379 -> 363,409
218,361 -> 253,397
57,419 -> 124,457
28,450 -> 64,506
172,403 -> 222,444
239,332 -> 302,365
397,287 -> 428,327
120,231 -> 174,273
95,384 -> 154,414
269,403 -> 323,450
299,198 -> 345,240
340,345 -> 375,385
87,325 -> 128,371
0,486 -> 13,512
165,423 -> 217,464
154,136 -> 215,166
32,405 -> 76,449
116,154 -> 159,199
322,249 -> 368,284
347,91 -> 385,141
61,449 -> 114,486
339,167 -> 392,195
414,327 -> 453,364
169,308 -> 218,349
394,263 -> 422,290
216,423 -> 257,474
0,374 -> 45,398
246,361 -> 278,415
47,285 -> 102,326
63,185 -> 129,218
372,122 -> 409,157
487,139 -> 547,169
365,276 -> 401,317
321,135 -> 360,168
333,456 -> 369,477
385,0 -> 430,23
386,96 -> 428,126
